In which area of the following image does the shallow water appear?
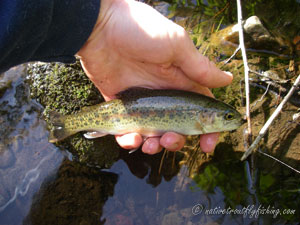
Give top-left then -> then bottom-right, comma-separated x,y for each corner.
0,67 -> 299,224
1,1 -> 300,224
0,66 -> 64,224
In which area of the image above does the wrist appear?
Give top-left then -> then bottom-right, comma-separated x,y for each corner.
76,0 -> 127,58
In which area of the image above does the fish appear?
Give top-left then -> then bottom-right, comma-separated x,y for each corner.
48,88 -> 243,143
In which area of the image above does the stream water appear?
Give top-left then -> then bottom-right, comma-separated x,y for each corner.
1,1 -> 300,225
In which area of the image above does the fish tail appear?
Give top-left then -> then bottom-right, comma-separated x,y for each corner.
48,112 -> 75,143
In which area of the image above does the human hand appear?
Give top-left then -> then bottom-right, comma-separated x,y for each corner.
76,0 -> 233,154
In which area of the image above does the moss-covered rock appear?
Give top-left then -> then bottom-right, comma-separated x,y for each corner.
27,61 -> 119,168
27,62 -> 102,113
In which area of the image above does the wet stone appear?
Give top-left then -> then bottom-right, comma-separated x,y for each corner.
0,194 -> 5,208
0,143 -> 16,169
0,81 -> 12,98
10,136 -> 24,153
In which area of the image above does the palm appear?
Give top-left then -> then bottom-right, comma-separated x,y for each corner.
77,0 -> 232,154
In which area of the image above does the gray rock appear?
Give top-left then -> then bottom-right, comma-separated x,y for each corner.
243,16 -> 273,43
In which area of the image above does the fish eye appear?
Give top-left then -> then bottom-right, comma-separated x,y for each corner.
224,112 -> 235,120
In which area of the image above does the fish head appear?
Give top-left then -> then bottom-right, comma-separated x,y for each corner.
195,106 -> 243,133
218,108 -> 244,131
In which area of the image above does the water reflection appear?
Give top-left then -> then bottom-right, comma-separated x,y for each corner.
24,159 -> 118,225
0,66 -> 64,224
118,149 -> 182,186
0,149 -> 59,212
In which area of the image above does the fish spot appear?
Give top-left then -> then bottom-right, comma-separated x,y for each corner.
169,114 -> 174,119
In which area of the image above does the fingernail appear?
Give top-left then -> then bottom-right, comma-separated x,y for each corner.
224,71 -> 233,76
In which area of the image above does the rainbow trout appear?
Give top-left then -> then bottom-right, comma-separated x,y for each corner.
49,88 -> 243,143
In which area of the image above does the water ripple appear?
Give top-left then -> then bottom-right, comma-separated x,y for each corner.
0,149 -> 59,212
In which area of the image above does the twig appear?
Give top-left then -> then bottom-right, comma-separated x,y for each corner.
241,74 -> 300,161
257,149 -> 300,174
224,46 -> 241,65
249,69 -> 282,82
236,0 -> 252,147
249,69 -> 276,80
250,82 -> 271,110
158,149 -> 167,175
212,2 -> 229,20
293,112 -> 300,121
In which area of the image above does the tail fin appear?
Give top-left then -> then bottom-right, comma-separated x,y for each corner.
48,112 -> 74,143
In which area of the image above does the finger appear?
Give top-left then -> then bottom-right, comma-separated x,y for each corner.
174,29 -> 233,88
182,53 -> 233,89
160,132 -> 186,151
199,132 -> 219,153
142,137 -> 163,154
115,133 -> 143,149
131,60 -> 215,97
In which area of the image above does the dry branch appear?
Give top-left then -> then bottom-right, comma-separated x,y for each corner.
236,0 -> 252,148
241,74 -> 300,161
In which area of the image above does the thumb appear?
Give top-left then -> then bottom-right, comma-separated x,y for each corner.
174,31 -> 233,88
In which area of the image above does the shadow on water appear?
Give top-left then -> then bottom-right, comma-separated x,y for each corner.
1,0 -> 300,224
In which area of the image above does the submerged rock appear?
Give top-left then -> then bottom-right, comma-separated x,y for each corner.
0,144 -> 15,169
0,81 -> 11,98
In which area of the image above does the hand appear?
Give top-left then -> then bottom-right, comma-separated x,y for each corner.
76,0 -> 232,154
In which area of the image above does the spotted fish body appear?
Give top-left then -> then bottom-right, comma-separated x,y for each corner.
49,88 -> 243,143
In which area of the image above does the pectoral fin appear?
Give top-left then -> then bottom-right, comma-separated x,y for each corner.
84,131 -> 108,139
195,119 -> 206,134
